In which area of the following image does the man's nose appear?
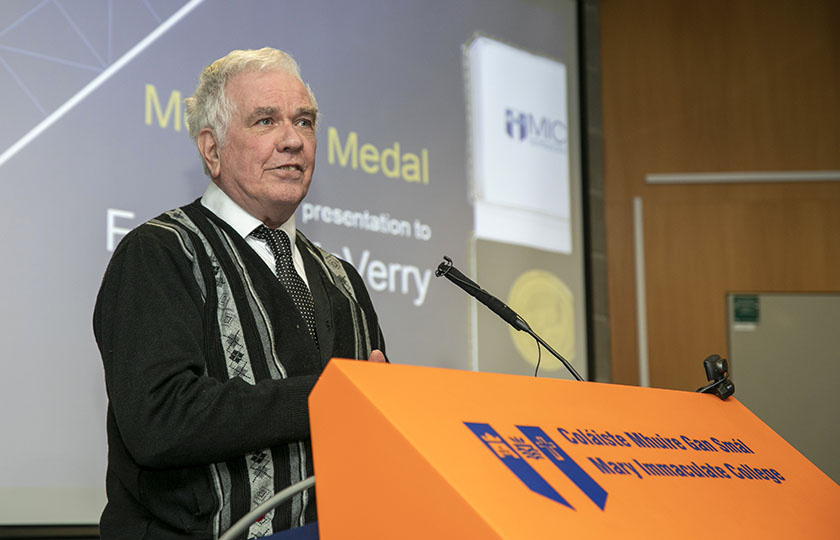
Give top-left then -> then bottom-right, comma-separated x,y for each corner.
276,121 -> 304,152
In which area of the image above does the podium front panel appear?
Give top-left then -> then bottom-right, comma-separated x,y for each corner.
310,359 -> 840,539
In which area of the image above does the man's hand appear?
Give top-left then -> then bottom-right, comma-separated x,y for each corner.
367,349 -> 387,363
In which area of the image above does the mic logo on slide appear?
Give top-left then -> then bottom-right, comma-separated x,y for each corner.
505,109 -> 529,140
504,108 -> 567,152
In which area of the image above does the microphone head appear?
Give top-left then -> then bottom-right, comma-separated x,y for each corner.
435,255 -> 453,277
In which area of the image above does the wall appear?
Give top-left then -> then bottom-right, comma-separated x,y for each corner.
727,293 -> 840,483
599,0 -> 840,389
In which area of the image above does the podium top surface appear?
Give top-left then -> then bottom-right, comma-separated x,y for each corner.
310,359 -> 840,539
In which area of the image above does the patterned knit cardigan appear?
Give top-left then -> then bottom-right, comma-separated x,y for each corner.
94,200 -> 384,539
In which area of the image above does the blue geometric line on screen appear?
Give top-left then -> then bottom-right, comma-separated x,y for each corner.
0,54 -> 46,115
53,0 -> 107,68
0,0 -> 207,170
0,0 -> 50,40
143,0 -> 164,24
0,45 -> 102,72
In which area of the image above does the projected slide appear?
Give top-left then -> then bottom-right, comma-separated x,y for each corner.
467,35 -> 572,254
0,0 -> 582,524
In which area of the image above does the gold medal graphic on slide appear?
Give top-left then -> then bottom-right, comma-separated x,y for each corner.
507,270 -> 574,369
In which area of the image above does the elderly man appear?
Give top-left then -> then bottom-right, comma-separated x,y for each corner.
94,48 -> 385,539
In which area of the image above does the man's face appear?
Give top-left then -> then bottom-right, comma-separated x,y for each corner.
214,69 -> 317,227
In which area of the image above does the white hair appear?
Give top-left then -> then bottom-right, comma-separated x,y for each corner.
184,48 -> 318,176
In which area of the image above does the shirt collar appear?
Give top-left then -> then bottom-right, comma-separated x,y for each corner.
200,182 -> 297,244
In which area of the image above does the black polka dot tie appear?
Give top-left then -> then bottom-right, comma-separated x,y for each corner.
252,225 -> 319,348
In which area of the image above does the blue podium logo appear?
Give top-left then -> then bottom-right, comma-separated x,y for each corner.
465,422 -> 608,511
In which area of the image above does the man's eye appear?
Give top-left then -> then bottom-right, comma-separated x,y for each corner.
296,118 -> 313,128
257,118 -> 273,126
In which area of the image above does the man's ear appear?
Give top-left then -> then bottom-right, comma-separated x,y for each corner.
197,128 -> 221,178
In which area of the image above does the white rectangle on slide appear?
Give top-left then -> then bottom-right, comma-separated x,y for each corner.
466,35 -> 571,254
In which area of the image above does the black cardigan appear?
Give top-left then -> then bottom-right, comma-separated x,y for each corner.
94,200 -> 384,539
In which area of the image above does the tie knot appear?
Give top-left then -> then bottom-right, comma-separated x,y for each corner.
253,225 -> 292,259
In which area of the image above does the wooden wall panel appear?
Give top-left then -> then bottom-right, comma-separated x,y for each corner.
644,185 -> 840,390
600,0 -> 840,389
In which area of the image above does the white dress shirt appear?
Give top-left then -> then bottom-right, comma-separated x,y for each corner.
200,181 -> 310,287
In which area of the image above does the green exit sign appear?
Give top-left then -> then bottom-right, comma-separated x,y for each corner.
733,295 -> 760,323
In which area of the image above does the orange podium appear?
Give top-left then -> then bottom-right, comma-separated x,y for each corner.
308,360 -> 840,539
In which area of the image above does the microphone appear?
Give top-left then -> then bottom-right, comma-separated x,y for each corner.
435,256 -> 530,332
435,256 -> 584,382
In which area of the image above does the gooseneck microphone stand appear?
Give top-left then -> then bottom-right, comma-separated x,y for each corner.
435,256 -> 584,382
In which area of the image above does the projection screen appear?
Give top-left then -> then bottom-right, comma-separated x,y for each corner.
0,0 -> 584,524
